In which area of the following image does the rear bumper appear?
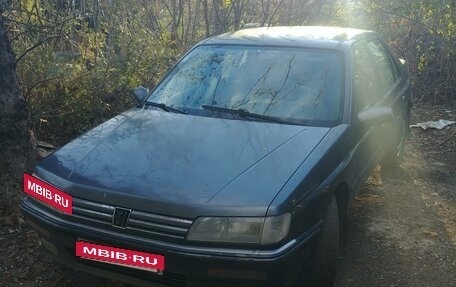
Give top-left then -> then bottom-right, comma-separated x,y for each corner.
21,197 -> 319,287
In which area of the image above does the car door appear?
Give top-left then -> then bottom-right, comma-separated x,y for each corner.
364,38 -> 410,156
349,40 -> 386,188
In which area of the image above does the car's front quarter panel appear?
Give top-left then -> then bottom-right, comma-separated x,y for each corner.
267,124 -> 354,238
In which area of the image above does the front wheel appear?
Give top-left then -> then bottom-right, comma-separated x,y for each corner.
299,194 -> 339,287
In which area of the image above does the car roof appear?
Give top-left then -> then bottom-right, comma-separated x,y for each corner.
201,26 -> 376,49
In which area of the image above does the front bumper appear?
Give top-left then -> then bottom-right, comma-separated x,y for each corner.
21,197 -> 319,287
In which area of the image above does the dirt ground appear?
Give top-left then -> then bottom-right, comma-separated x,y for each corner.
0,103 -> 455,287
336,104 -> 456,287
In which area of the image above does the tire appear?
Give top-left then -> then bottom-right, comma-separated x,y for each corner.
303,194 -> 339,287
381,117 -> 408,169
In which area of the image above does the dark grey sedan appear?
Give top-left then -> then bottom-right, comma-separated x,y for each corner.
21,26 -> 411,287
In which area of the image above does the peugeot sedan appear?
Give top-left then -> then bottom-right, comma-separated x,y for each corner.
21,26 -> 411,287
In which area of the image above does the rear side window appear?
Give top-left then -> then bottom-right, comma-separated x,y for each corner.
366,39 -> 398,93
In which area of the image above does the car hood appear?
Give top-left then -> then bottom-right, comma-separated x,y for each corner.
36,108 -> 329,217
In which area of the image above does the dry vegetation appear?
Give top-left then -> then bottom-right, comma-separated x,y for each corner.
1,0 -> 455,146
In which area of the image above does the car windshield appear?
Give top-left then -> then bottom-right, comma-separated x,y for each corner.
148,45 -> 343,126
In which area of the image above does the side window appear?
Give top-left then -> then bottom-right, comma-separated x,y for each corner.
351,43 -> 382,111
366,39 -> 398,93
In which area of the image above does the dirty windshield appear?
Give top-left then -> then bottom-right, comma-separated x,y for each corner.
148,45 -> 343,126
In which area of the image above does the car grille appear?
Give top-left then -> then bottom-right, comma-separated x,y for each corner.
72,197 -> 193,240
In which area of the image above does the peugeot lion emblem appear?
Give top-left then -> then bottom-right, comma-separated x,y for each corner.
112,207 -> 131,228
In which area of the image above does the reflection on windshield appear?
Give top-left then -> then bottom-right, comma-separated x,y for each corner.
149,45 -> 343,125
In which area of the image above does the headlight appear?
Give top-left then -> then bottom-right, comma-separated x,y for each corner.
186,213 -> 291,245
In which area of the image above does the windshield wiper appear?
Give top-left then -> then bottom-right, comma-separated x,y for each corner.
144,102 -> 187,114
201,105 -> 293,124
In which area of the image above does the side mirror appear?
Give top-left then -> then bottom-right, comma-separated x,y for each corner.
133,86 -> 149,104
358,106 -> 394,126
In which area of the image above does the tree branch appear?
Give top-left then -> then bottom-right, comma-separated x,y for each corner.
375,6 -> 456,52
16,35 -> 60,63
267,0 -> 285,27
